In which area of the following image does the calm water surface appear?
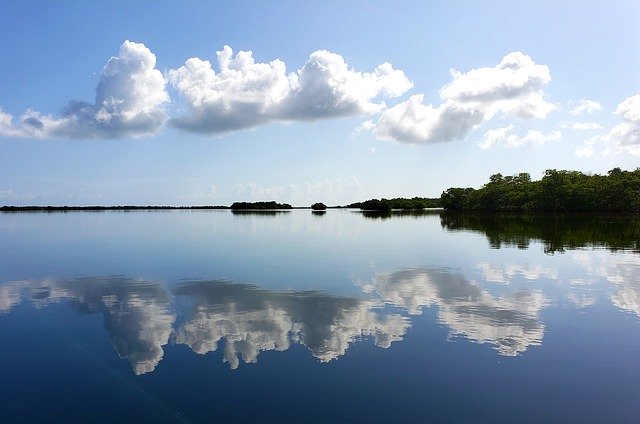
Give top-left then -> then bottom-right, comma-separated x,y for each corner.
1,210 -> 638,422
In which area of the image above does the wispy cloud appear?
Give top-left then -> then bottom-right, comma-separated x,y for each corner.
228,177 -> 362,206
477,124 -> 561,149
569,99 -> 602,116
571,122 -> 603,130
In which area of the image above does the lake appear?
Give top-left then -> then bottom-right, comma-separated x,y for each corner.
1,210 -> 638,422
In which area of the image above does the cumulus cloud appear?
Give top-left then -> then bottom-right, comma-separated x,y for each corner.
477,124 -> 561,149
368,52 -> 555,144
168,46 -> 412,133
371,94 -> 485,144
569,99 -> 602,116
574,94 -> 640,156
604,94 -> 640,147
0,41 -> 169,139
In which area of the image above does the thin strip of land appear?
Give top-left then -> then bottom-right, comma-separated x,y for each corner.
3,167 -> 638,213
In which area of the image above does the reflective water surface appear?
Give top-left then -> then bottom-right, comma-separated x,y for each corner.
1,210 -> 639,422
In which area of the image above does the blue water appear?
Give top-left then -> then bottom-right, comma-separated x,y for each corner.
1,210 -> 638,422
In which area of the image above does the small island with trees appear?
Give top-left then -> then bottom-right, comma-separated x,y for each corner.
230,201 -> 292,210
346,197 -> 441,212
311,202 -> 327,210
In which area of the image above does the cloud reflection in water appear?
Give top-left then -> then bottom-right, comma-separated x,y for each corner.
363,268 -> 548,356
3,254 -> 637,374
0,276 -> 175,375
572,251 -> 640,317
173,281 -> 409,368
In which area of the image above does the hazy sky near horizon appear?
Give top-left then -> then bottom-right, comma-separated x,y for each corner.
1,1 -> 639,206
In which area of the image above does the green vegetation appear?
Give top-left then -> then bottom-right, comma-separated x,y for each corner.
347,197 -> 441,212
440,212 -> 639,253
441,168 -> 640,212
230,201 -> 292,210
311,202 -> 327,210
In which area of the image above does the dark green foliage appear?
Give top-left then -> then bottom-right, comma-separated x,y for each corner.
440,188 -> 475,211
311,202 -> 327,210
353,198 -> 392,212
230,201 -> 292,210
348,197 -> 441,211
440,212 -> 640,253
441,168 -> 640,212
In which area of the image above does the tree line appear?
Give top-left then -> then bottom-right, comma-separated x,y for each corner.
347,197 -> 442,212
440,168 -> 640,212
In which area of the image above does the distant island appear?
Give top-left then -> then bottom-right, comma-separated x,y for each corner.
440,167 -> 640,212
230,201 -> 292,210
311,202 -> 327,210
346,197 -> 442,212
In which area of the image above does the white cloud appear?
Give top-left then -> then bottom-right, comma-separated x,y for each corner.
573,94 -> 640,157
369,52 -> 555,144
571,122 -> 603,130
605,94 -> 640,147
372,94 -> 485,144
574,144 -> 595,157
168,46 -> 412,134
569,99 -> 602,116
352,119 -> 376,138
0,41 -> 169,139
477,124 -> 561,149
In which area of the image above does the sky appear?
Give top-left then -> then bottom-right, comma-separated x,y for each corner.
0,0 -> 639,206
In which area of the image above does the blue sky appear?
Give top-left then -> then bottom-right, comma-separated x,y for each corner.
1,1 -> 639,206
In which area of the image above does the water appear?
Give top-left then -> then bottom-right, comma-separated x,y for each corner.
1,210 -> 638,422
